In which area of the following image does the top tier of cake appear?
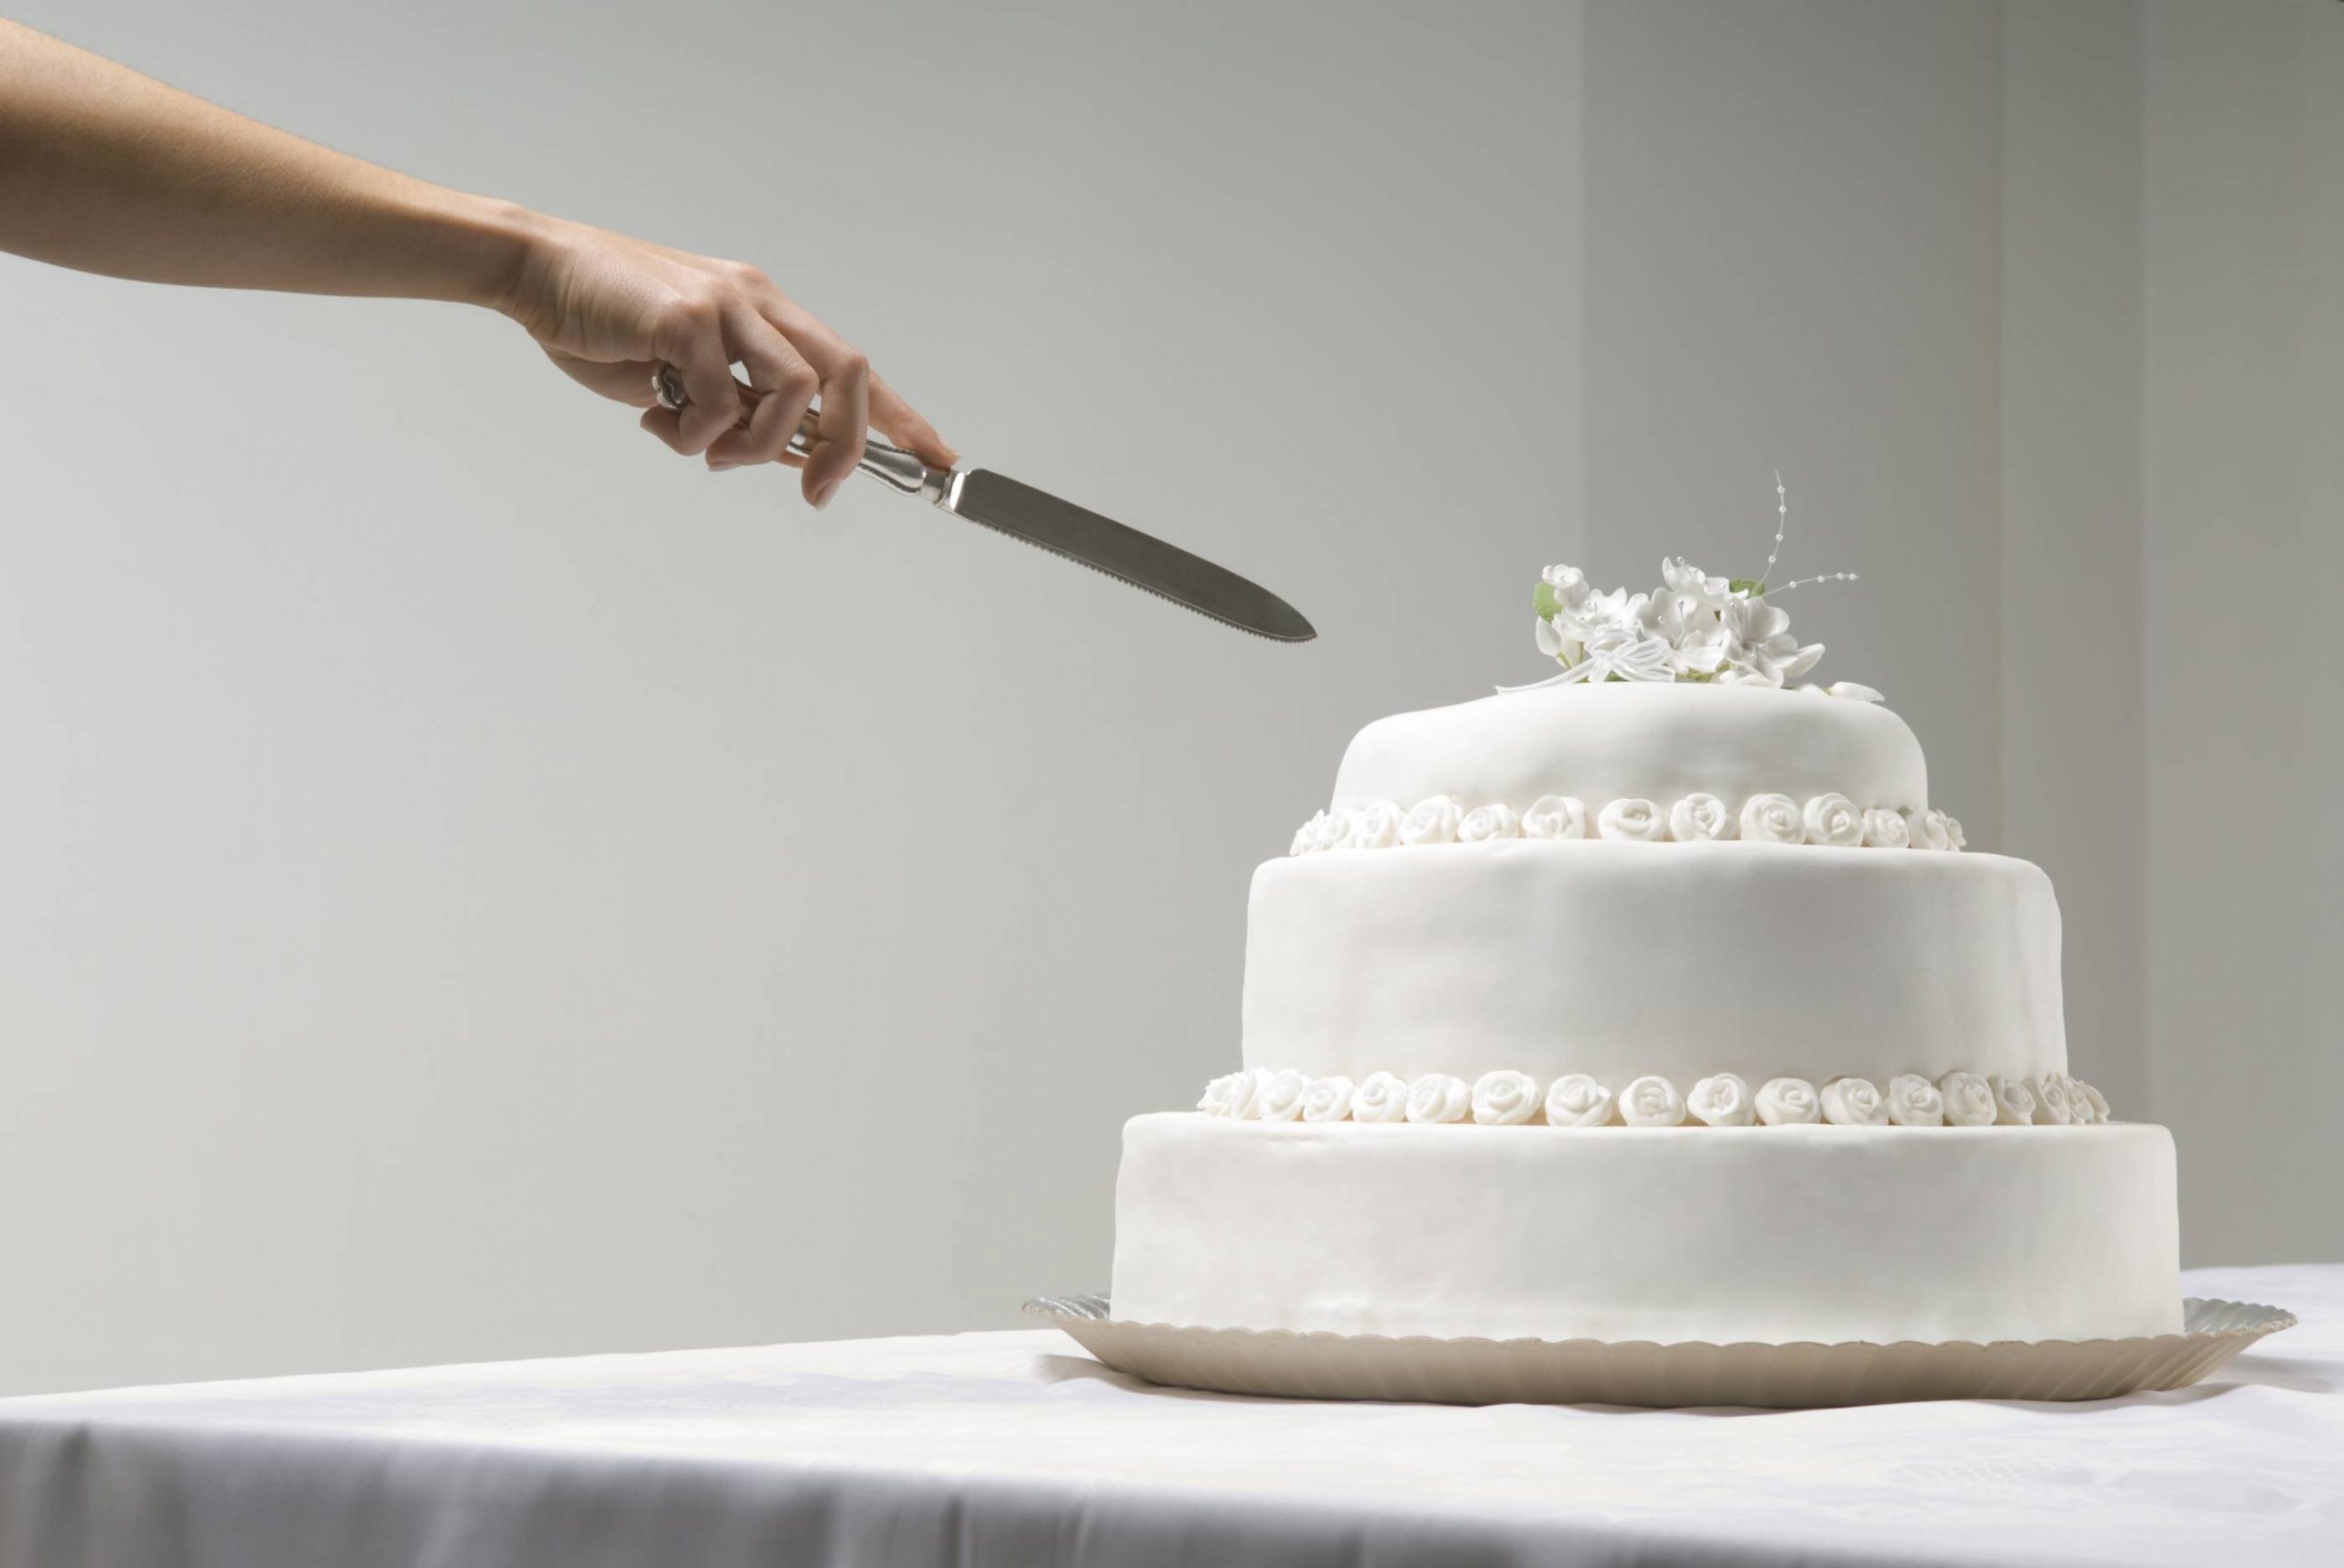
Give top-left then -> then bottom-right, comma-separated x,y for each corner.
1331,680 -> 1926,825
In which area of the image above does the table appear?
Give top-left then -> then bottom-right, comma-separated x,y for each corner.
0,1263 -> 2335,1568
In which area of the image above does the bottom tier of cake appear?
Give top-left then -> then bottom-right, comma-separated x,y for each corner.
1111,1114 -> 2180,1346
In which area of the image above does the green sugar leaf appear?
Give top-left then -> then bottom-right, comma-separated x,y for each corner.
1730,578 -> 1765,596
1533,581 -> 1561,619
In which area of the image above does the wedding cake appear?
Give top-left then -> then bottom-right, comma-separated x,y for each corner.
1110,546 -> 2180,1348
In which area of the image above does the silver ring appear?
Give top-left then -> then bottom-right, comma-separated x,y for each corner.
652,364 -> 689,412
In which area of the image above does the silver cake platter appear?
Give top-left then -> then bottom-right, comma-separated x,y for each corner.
1023,1293 -> 2295,1410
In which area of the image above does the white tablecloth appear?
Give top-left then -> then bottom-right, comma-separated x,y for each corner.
0,1263 -> 2334,1568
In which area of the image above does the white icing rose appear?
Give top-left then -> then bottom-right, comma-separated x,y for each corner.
1457,802 -> 1523,843
2034,1074 -> 2075,1125
1754,1076 -> 1822,1125
1197,1072 -> 1252,1118
1861,807 -> 1911,849
1350,1071 -> 1410,1123
1619,1075 -> 1687,1127
1597,797 -> 1667,841
1399,795 -> 1464,847
1405,1073 -> 1471,1124
1470,1070 -> 1540,1125
1544,1073 -> 1614,1127
1885,1073 -> 1946,1127
1827,681 -> 1885,702
1740,793 -> 1804,844
1803,792 -> 1864,848
1522,795 -> 1588,839
1687,1073 -> 1755,1126
1937,1071 -> 1997,1127
1668,794 -> 1735,843
1299,810 -> 1350,854
2072,1080 -> 2111,1125
1909,808 -> 1952,851
1820,1076 -> 1888,1126
1255,1067 -> 1310,1122
1988,1074 -> 2036,1126
1288,823 -> 1309,857
1301,1076 -> 1355,1123
1943,815 -> 1967,851
1346,801 -> 1404,850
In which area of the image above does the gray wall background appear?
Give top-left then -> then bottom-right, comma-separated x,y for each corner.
0,0 -> 2332,1398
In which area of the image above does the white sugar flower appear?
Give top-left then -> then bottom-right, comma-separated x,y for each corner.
1399,795 -> 1464,846
1346,802 -> 1404,850
1754,1077 -> 1822,1125
1669,793 -> 1734,842
1522,795 -> 1588,839
1719,592 -> 1824,687
1661,557 -> 1731,609
1687,1073 -> 1755,1126
1533,614 -> 1580,665
1301,1076 -> 1356,1123
1255,1068 -> 1311,1122
1619,1075 -> 1687,1127
1457,803 -> 1523,842
1885,1073 -> 1946,1127
1597,797 -> 1667,841
1988,1075 -> 2036,1126
1826,681 -> 1884,702
1540,563 -> 1591,610
1861,807 -> 1911,849
1544,1074 -> 1615,1127
1197,1072 -> 1253,1118
1937,1071 -> 1997,1127
1645,590 -> 1731,676
1557,585 -> 1650,645
1350,1071 -> 1410,1123
1470,1070 -> 1540,1125
1405,1073 -> 1472,1124
1820,1076 -> 1887,1126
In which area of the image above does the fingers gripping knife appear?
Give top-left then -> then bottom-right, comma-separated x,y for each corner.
652,364 -> 1315,643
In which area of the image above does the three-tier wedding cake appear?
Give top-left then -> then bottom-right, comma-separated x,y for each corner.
1109,550 -> 2180,1348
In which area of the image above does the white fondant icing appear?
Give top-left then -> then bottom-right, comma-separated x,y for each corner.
1333,682 -> 1926,829
1112,1116 -> 2184,1344
1243,845 -> 2067,1090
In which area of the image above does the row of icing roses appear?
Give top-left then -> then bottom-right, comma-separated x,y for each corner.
1197,1068 -> 2110,1129
1290,793 -> 1965,854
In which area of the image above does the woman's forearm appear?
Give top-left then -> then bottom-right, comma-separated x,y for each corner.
0,19 -> 529,307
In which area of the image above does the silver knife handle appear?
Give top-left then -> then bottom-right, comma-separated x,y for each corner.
652,362 -> 950,503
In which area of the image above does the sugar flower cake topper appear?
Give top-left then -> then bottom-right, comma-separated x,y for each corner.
1507,474 -> 1879,697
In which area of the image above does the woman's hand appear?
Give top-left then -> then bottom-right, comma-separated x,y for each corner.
496,215 -> 957,508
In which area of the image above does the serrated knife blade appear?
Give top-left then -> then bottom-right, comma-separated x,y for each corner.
649,366 -> 1315,643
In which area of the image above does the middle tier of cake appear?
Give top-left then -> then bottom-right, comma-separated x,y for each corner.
1244,840 -> 2065,1089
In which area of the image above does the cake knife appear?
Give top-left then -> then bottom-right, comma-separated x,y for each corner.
652,366 -> 1315,643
